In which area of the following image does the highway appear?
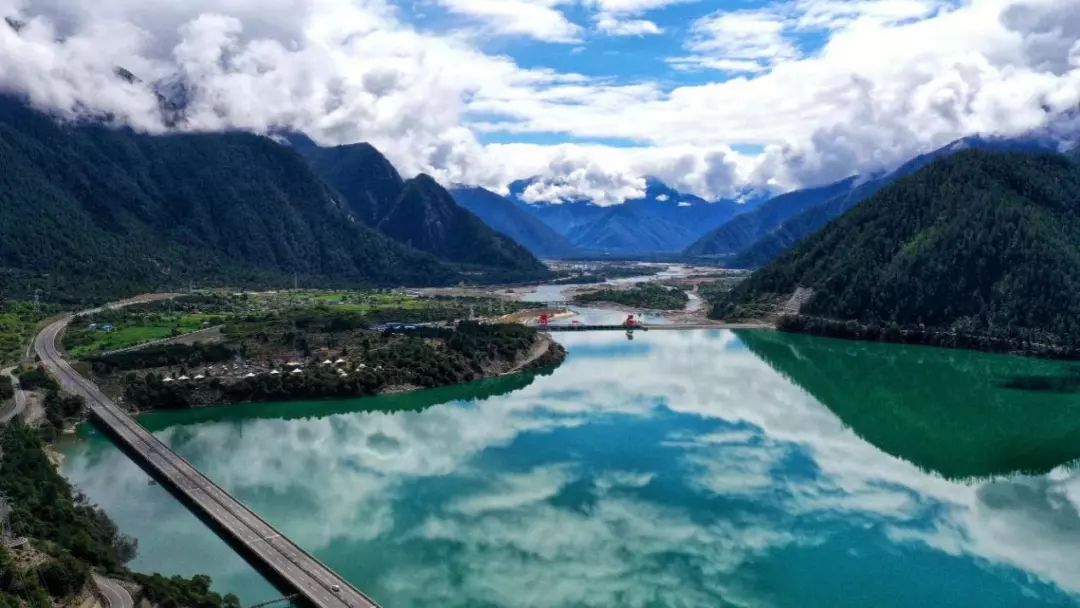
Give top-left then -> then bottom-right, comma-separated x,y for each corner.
35,314 -> 381,608
0,366 -> 26,424
92,574 -> 134,608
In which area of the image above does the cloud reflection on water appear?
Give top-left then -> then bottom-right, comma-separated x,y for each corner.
64,330 -> 1080,606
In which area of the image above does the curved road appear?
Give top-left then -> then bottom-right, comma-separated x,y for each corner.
92,574 -> 134,608
35,310 -> 380,608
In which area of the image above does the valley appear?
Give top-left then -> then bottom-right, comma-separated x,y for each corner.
1,11 -> 1080,606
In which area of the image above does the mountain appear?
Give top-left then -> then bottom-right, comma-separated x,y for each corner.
622,178 -> 751,236
715,149 -> 1080,352
0,96 -> 458,302
508,177 -> 758,253
685,177 -> 859,259
565,205 -> 696,253
291,138 -> 546,277
449,186 -> 582,259
285,136 -> 402,226
378,176 -> 547,275
688,136 -> 1060,267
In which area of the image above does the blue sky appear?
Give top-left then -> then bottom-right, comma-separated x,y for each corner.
4,0 -> 1079,203
404,1 -> 833,97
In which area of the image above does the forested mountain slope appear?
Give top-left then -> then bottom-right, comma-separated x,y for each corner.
689,136 -> 1059,267
715,150 -> 1080,353
292,139 -> 546,277
378,175 -> 548,276
685,177 -> 858,258
0,96 -> 456,302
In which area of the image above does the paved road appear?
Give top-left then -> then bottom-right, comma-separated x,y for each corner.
92,574 -> 134,608
36,313 -> 380,608
0,366 -> 26,424
541,322 -> 769,332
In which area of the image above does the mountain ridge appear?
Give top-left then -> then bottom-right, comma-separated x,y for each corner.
506,177 -> 759,253
715,149 -> 1080,354
288,137 -> 547,278
688,135 -> 1063,267
449,186 -> 583,258
0,95 -> 458,301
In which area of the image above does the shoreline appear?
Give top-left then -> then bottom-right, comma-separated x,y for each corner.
112,333 -> 567,414
776,315 -> 1080,360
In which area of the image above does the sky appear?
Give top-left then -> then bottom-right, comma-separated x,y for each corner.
1,0 -> 1079,204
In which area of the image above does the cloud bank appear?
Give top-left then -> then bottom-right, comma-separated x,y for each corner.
1,0 -> 1078,204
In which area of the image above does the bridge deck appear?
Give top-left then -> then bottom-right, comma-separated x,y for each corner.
36,317 -> 379,608
539,323 -> 766,332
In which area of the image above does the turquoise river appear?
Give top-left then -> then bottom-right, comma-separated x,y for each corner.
60,329 -> 1080,607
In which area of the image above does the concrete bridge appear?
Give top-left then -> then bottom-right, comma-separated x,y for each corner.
35,315 -> 381,608
540,323 -> 768,332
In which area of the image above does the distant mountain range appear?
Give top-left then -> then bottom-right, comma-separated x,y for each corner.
686,136 -> 1061,267
451,177 -> 762,255
287,136 -> 547,279
449,186 -> 582,259
716,148 -> 1080,353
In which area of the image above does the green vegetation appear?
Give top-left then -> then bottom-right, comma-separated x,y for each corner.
133,574 -> 240,608
0,422 -> 136,573
25,371 -> 70,437
64,290 -> 540,359
0,543 -> 53,608
119,322 -> 559,408
717,150 -> 1080,357
64,313 -> 225,358
0,301 -> 51,366
0,375 -> 12,402
16,366 -> 57,392
574,283 -> 689,310
291,137 -> 550,282
62,290 -> 560,410
697,275 -> 749,307
0,95 -> 458,304
550,265 -> 662,285
16,365 -> 80,437
0,420 -> 242,608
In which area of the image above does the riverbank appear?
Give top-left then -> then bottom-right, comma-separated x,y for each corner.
777,314 -> 1080,360
98,329 -> 566,412
59,328 -> 1080,608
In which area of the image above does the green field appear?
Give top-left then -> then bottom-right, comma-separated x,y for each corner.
64,313 -> 227,358
60,290 -> 532,360
0,302 -> 50,366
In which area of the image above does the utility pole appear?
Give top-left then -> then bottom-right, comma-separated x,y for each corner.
293,272 -> 298,291
33,289 -> 40,312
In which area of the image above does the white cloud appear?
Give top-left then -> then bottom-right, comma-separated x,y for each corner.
593,13 -> 662,35
585,0 -> 701,12
682,7 -> 799,73
434,0 -> 582,43
795,0 -> 950,29
1,0 -> 1079,204
65,328 -> 1080,605
448,464 -> 578,515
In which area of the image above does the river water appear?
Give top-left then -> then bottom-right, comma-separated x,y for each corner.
519,266 -> 691,325
60,328 -> 1080,607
